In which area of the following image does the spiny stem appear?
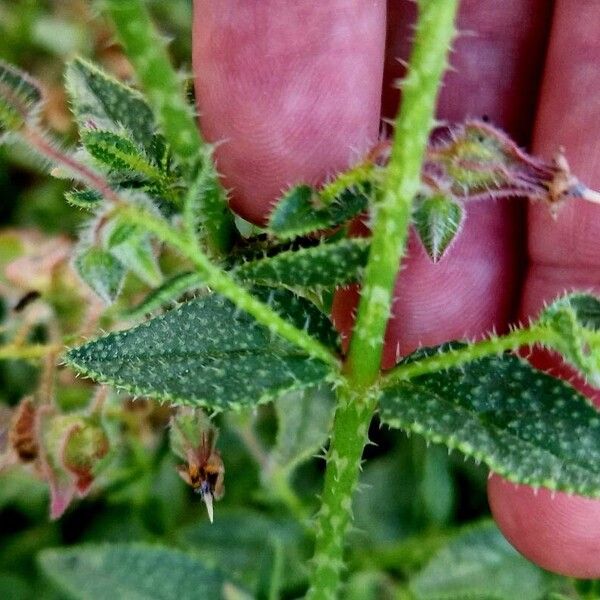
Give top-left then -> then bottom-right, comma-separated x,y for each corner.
101,0 -> 234,255
381,325 -> 557,385
308,2 -> 459,598
347,0 -> 459,389
117,204 -> 341,369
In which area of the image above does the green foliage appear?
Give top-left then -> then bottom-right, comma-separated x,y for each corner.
272,386 -> 335,474
268,185 -> 369,240
65,188 -> 103,210
412,194 -> 464,262
177,509 -> 309,595
124,271 -> 204,319
73,246 -> 125,304
0,60 -> 42,133
539,293 -> 600,386
81,129 -> 164,183
234,238 -> 370,290
66,290 -> 337,411
103,218 -> 162,288
410,521 -> 556,600
39,544 -> 226,599
66,57 -> 158,151
379,345 -> 600,497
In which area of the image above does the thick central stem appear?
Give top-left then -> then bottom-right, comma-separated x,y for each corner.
308,2 -> 459,597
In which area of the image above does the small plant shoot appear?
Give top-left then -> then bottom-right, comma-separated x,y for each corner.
0,1 -> 600,599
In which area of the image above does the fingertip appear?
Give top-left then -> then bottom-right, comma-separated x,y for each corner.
488,474 -> 600,578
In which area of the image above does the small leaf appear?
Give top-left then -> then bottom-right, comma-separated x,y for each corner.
379,345 -> 600,497
0,61 -> 43,133
66,290 -> 336,411
66,58 -> 157,150
65,188 -> 103,210
268,184 -> 369,240
272,386 -> 334,473
73,246 -> 125,304
539,293 -> 600,387
410,521 -> 556,600
81,129 -> 165,182
39,544 -> 225,600
234,238 -> 370,289
103,218 -> 162,288
123,271 -> 204,319
412,194 -> 464,262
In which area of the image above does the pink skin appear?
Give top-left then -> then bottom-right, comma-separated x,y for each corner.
193,0 -> 600,577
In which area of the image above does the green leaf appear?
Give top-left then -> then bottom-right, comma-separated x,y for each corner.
66,290 -> 336,411
268,184 -> 369,240
379,345 -> 600,497
412,194 -> 464,262
410,521 -> 555,600
234,238 -> 370,290
65,188 -> 103,210
272,386 -> 335,473
0,60 -> 43,132
73,246 -> 125,304
539,293 -> 600,387
123,271 -> 204,319
177,509 -> 308,595
65,58 -> 157,150
81,129 -> 165,182
103,218 -> 162,288
39,544 -> 225,600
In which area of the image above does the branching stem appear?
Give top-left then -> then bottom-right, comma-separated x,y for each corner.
308,3 -> 459,597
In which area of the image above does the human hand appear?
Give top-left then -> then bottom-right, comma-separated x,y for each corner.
192,0 -> 600,577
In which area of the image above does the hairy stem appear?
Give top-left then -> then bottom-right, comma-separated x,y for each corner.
308,2 -> 459,597
101,0 -> 234,255
117,204 -> 340,369
381,325 -> 557,385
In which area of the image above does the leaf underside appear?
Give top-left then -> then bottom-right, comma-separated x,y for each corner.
66,290 -> 337,411
39,544 -> 224,600
379,346 -> 600,497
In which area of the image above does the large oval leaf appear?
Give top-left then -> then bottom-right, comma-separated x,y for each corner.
66,290 -> 337,411
39,544 -> 225,600
379,347 -> 600,496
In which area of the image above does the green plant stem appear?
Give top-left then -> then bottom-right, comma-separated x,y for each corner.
102,0 -> 234,255
381,325 -> 557,385
308,2 -> 458,598
117,204 -> 340,369
0,343 -> 60,360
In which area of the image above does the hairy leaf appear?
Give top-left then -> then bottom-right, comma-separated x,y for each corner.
65,188 -> 103,210
234,238 -> 370,289
268,185 -> 369,240
66,290 -> 337,411
81,129 -> 163,181
39,544 -> 225,600
539,293 -> 600,387
411,521 -> 555,600
412,194 -> 464,262
73,246 -> 125,304
103,218 -> 162,288
0,60 -> 43,132
379,346 -> 600,496
272,386 -> 334,473
66,58 -> 157,150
